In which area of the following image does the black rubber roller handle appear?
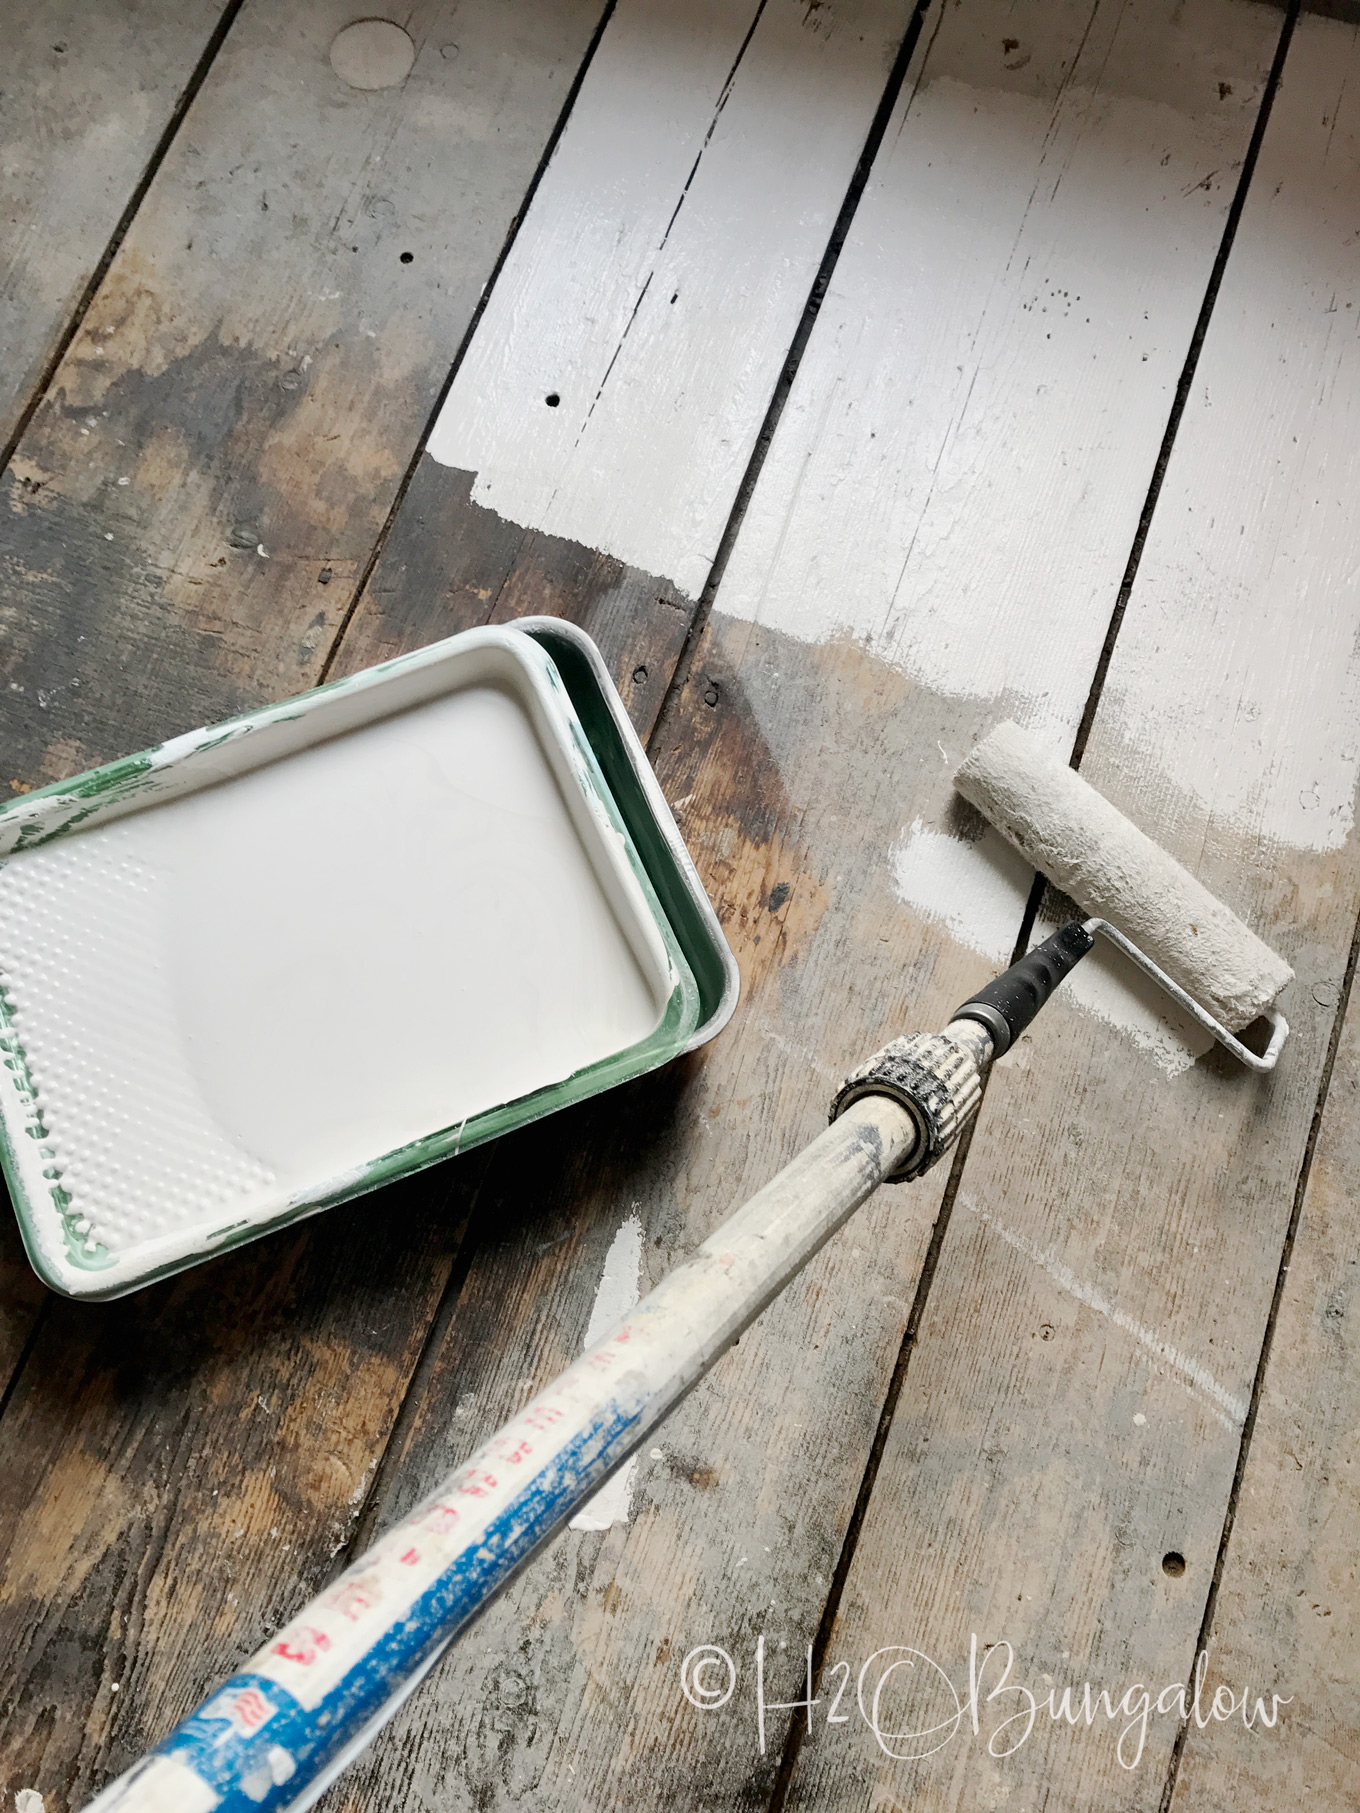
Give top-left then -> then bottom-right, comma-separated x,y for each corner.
951,921 -> 1095,1057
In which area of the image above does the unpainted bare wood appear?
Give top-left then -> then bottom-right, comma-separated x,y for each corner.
0,0 -> 233,455
1169,978 -> 1360,1808
0,1170 -> 475,1803
792,13 -> 1360,1811
328,460 -> 694,743
0,0 -> 608,793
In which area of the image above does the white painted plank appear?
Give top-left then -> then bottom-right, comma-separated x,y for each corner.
1094,26 -> 1360,859
426,0 -> 915,598
717,0 -> 1271,737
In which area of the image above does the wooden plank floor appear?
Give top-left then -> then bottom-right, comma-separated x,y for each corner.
1,1 -> 1357,1808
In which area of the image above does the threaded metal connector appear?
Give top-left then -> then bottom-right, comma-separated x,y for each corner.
829,1023 -> 989,1182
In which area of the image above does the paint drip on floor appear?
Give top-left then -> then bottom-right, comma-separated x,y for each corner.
891,820 -> 1211,1076
569,1212 -> 645,1530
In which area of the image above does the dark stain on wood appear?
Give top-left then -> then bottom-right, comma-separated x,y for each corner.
333,457 -> 694,741
0,1163 -> 481,1800
1,0 -> 615,788
0,0 -> 233,451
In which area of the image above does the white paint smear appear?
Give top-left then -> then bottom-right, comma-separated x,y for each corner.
890,821 -> 1209,1076
570,1211 -> 645,1530
961,1190 -> 1246,1429
426,0 -> 911,598
890,820 -> 1033,967
16,1793 -> 45,1813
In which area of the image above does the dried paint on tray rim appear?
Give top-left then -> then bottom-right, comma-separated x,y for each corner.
0,619 -> 739,1300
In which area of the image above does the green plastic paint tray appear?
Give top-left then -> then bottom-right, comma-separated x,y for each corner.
0,620 -> 738,1299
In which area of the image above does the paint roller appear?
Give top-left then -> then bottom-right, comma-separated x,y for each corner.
950,719 -> 1293,1070
85,721 -> 1293,1813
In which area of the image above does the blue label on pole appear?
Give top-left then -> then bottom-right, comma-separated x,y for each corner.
150,1400 -> 641,1810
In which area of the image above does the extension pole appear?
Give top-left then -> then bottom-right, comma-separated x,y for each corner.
87,1091 -> 920,1813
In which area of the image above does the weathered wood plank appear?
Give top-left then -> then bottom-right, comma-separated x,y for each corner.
0,0 -> 233,457
0,1172 -> 475,1802
0,0 -> 609,792
1169,979 -> 1360,1808
790,11 -> 1360,1811
329,458 -> 694,743
319,2 -> 1284,1807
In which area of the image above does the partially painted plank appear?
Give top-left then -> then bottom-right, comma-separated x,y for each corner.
1170,991 -> 1360,1809
792,11 -> 1360,1811
717,0 -> 1270,741
1160,19 -> 1360,1807
425,0 -> 907,601
0,0 -> 231,453
0,0 -> 608,790
320,3 -> 1284,1808
334,0 -> 918,698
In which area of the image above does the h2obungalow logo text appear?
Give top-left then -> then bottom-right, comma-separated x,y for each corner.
680,1635 -> 1291,1770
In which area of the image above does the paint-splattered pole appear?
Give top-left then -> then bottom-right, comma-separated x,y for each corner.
83,1091 -> 920,1813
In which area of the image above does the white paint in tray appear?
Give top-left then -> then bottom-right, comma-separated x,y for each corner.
0,636 -> 676,1289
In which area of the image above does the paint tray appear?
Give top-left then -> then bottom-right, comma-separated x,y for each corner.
0,619 -> 738,1299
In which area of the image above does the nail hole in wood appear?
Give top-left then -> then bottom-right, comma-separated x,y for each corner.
1162,1552 -> 1186,1578
545,392 -> 560,407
